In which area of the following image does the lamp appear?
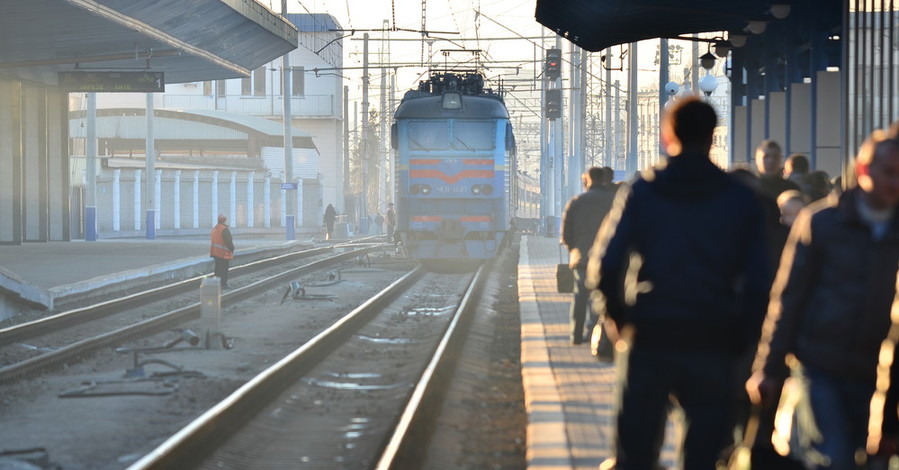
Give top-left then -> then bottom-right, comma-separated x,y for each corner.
769,4 -> 791,20
713,42 -> 731,58
699,74 -> 718,97
745,20 -> 768,35
700,52 -> 716,71
729,33 -> 747,48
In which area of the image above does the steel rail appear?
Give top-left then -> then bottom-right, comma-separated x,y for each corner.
374,263 -> 490,469
126,266 -> 426,470
0,243 -> 366,344
0,246 -> 381,383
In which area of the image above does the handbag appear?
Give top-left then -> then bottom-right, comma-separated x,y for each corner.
556,245 -> 574,293
556,263 -> 573,293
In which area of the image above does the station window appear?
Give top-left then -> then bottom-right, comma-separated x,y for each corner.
203,81 -> 212,96
216,80 -> 226,97
254,67 -> 265,96
291,66 -> 304,96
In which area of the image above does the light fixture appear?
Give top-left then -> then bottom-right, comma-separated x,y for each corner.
700,52 -> 716,71
769,4 -> 791,20
699,74 -> 718,97
729,33 -> 747,48
745,20 -> 768,35
713,42 -> 731,58
442,92 -> 462,109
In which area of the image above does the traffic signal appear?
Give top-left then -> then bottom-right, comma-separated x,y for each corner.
545,48 -> 561,79
545,88 -> 561,119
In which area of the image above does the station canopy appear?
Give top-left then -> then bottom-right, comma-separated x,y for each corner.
536,0 -> 801,52
0,0 -> 298,85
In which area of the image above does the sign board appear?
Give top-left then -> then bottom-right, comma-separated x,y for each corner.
58,71 -> 165,93
281,183 -> 298,190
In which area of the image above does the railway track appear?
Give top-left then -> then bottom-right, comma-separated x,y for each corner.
126,261 -> 492,470
0,242 -> 384,383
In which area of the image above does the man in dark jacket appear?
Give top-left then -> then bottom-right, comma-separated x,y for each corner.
748,131 -> 899,469
586,97 -> 770,470
560,166 -> 616,344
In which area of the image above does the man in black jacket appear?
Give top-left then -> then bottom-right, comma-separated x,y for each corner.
748,131 -> 899,469
560,166 -> 616,344
587,97 -> 770,469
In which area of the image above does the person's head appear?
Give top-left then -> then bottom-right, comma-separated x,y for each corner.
855,130 -> 899,209
776,190 -> 806,226
584,166 -> 605,189
755,140 -> 783,176
218,214 -> 227,224
601,166 -> 615,185
660,96 -> 717,157
784,153 -> 810,176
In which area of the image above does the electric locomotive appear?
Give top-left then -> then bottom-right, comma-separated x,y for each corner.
391,71 -> 516,263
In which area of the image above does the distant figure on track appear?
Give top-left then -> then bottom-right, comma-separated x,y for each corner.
587,96 -> 770,470
210,214 -> 235,289
323,203 -> 337,240
386,202 -> 396,243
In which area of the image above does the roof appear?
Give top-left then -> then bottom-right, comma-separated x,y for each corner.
0,0 -> 298,85
286,13 -> 341,33
535,0 -> 832,52
68,108 -> 318,151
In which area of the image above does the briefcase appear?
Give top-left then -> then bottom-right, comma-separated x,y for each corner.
556,263 -> 574,293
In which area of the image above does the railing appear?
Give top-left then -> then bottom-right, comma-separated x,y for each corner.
161,94 -> 336,118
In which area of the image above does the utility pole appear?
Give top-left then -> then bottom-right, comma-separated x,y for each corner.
343,85 -> 350,213
379,20 -> 389,213
659,38 -> 669,157
604,48 -> 612,169
281,0 -> 295,240
568,42 -> 579,202
85,92 -> 97,241
360,33 -> 370,234
626,42 -> 638,178
145,92 -> 156,239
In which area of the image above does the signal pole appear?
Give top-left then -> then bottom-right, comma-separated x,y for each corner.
281,0 -> 295,240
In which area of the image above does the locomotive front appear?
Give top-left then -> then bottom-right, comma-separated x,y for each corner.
391,73 -> 514,263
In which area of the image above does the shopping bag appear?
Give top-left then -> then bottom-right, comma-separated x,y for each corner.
556,263 -> 573,293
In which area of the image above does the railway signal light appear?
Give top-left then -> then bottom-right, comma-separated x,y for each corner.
545,88 -> 562,119
545,48 -> 562,79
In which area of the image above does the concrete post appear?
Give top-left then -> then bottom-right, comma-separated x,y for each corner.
200,277 -> 222,349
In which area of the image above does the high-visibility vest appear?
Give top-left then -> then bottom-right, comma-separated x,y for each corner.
210,224 -> 233,260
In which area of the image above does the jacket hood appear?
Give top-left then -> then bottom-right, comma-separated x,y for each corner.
646,152 -> 729,199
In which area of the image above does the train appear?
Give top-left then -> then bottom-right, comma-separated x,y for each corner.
390,71 -> 519,263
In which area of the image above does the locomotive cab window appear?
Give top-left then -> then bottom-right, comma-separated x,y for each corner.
453,121 -> 495,151
408,121 -> 450,150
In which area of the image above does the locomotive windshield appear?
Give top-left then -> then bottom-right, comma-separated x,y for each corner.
407,120 -> 496,151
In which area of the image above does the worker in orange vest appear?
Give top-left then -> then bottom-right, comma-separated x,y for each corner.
210,214 -> 235,289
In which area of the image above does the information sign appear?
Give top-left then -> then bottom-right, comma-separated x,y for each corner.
58,71 -> 165,93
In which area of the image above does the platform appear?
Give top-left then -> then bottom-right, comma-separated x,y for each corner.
0,233 -> 315,316
518,235 -> 679,469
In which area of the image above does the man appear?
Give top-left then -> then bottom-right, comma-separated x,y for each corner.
210,214 -> 235,289
756,140 -> 801,201
747,131 -> 899,469
587,97 -> 770,469
386,202 -> 396,243
560,166 -> 616,344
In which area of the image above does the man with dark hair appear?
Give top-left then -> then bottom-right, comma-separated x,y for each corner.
749,131 -> 899,469
560,166 -> 616,344
756,140 -> 800,201
587,96 -> 770,469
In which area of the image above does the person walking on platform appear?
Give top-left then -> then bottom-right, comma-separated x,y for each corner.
586,96 -> 770,470
560,166 -> 615,345
210,214 -> 235,289
747,131 -> 899,469
756,140 -> 801,202
323,203 -> 337,240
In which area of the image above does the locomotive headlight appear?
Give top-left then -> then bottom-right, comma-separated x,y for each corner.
442,92 -> 462,110
420,185 -> 431,195
472,185 -> 482,195
482,184 -> 494,195
410,184 -> 420,195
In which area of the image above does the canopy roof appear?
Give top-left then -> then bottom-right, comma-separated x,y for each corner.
0,0 -> 298,85
535,0 -> 805,52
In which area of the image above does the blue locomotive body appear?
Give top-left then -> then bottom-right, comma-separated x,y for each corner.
391,72 -> 515,262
